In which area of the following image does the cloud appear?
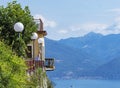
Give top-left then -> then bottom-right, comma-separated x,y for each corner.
69,23 -> 109,36
57,21 -> 120,39
56,23 -> 108,39
58,29 -> 68,34
34,13 -> 120,40
108,8 -> 120,13
34,14 -> 57,28
77,22 -> 120,36
115,16 -> 120,24
77,23 -> 108,32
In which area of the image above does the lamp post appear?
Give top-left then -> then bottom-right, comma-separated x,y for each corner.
38,38 -> 44,61
14,22 -> 24,38
14,22 -> 24,56
31,32 -> 38,59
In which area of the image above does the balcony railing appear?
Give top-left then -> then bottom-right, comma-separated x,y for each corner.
45,58 -> 55,71
25,58 -> 55,73
25,60 -> 44,73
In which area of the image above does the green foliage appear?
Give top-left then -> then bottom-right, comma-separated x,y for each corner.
27,68 -> 54,88
0,1 -> 37,57
0,41 -> 27,88
28,68 -> 46,88
0,1 -> 54,88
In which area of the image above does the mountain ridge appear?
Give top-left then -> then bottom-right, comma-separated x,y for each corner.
45,32 -> 120,79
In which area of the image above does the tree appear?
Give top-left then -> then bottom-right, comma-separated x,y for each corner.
0,1 -> 37,57
0,1 -> 38,87
0,41 -> 27,88
0,1 -> 54,88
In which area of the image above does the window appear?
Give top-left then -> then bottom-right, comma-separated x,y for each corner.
26,44 -> 33,58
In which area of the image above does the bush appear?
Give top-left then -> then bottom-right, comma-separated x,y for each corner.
0,41 -> 27,88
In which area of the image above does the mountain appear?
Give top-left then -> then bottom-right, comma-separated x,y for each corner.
45,38 -> 98,79
59,32 -> 120,64
45,33 -> 120,79
94,57 -> 120,79
59,32 -> 103,49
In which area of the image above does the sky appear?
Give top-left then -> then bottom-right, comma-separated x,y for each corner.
1,0 -> 120,40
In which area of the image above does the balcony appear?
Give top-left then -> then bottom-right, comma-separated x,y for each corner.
25,60 -> 44,74
25,58 -> 55,73
45,58 -> 55,71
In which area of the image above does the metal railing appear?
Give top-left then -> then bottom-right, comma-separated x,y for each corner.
25,60 -> 44,73
45,58 -> 55,71
25,58 -> 55,73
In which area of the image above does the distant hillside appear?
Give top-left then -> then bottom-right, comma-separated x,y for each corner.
45,33 -> 120,79
45,38 -> 98,79
59,32 -> 120,64
94,57 -> 120,79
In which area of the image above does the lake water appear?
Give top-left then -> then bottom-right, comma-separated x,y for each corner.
53,79 -> 120,88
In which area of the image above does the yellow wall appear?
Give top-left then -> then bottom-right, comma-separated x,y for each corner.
32,31 -> 46,60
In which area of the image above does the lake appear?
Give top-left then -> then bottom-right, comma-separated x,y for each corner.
52,79 -> 120,88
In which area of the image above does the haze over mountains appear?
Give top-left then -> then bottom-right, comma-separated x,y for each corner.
45,32 -> 120,79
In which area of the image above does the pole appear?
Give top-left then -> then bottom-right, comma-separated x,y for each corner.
18,32 -> 20,38
33,39 -> 36,72
18,32 -> 21,56
33,39 -> 35,59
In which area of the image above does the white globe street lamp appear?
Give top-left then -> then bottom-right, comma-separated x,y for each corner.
14,22 -> 24,38
38,38 -> 44,44
31,32 -> 38,40
14,22 -> 24,32
31,32 -> 38,59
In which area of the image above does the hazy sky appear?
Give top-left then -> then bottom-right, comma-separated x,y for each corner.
1,0 -> 120,40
